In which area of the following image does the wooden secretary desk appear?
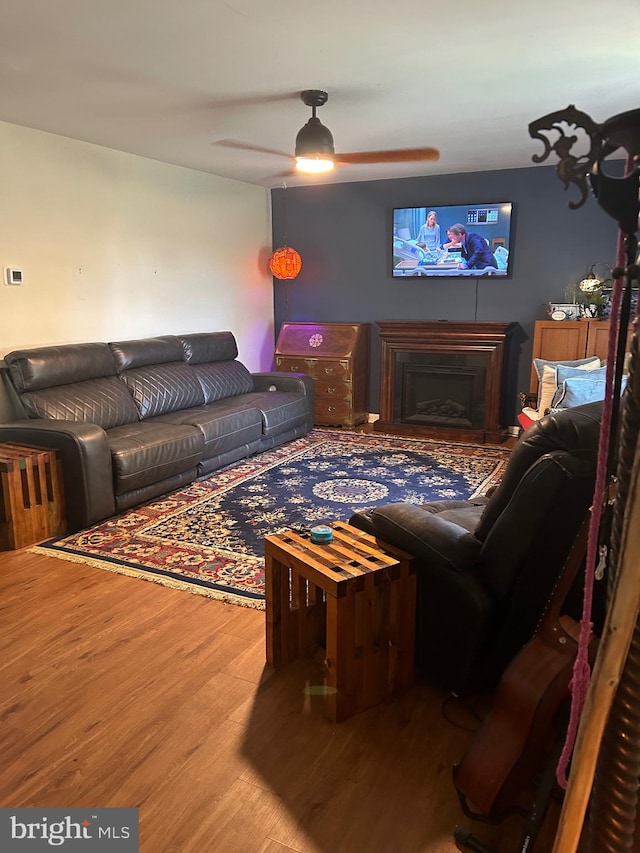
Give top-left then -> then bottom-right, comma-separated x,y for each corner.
274,322 -> 370,428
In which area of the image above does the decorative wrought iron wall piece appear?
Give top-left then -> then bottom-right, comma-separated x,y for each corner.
528,105 -> 640,235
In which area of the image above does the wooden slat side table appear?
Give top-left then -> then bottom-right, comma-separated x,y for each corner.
265,520 -> 416,722
0,444 -> 66,550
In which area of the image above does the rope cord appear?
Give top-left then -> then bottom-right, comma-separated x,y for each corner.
556,224 -> 629,789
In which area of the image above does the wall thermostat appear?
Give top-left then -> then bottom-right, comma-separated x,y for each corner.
4,268 -> 23,286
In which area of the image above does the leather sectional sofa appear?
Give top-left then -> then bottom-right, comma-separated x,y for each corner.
0,332 -> 314,533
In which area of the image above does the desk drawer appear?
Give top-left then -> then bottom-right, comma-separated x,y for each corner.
314,399 -> 354,426
275,356 -> 314,374
313,359 -> 350,380
315,379 -> 352,401
276,357 -> 350,381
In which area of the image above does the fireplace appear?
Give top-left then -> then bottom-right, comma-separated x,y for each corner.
375,321 -> 514,443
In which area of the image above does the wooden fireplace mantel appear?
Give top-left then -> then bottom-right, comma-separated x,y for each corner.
375,321 -> 515,443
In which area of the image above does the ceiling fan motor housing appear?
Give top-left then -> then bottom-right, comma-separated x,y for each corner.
295,118 -> 335,157
296,89 -> 335,157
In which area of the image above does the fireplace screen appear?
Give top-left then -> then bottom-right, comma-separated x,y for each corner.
393,353 -> 487,429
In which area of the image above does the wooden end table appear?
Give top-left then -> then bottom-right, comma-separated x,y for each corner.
0,443 -> 66,550
264,520 -> 416,722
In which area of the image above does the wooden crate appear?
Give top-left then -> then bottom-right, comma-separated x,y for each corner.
265,521 -> 416,722
0,444 -> 66,550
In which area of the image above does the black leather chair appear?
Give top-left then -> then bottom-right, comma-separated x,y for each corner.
349,401 -> 603,696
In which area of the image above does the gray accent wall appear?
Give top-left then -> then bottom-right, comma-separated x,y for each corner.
271,164 -> 620,425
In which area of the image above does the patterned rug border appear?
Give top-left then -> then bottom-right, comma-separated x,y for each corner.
28,544 -> 267,609
30,428 -> 511,609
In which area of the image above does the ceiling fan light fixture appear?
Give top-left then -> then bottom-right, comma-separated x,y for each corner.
295,156 -> 335,174
295,117 -> 335,157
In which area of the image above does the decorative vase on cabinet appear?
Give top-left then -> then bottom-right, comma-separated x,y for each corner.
274,322 -> 370,428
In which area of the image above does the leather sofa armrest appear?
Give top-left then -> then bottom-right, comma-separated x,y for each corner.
351,502 -> 482,574
252,372 -> 315,398
0,420 -> 116,531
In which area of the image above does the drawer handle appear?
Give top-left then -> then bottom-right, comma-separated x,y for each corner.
289,365 -> 299,372
327,386 -> 336,394
324,367 -> 334,375
327,406 -> 336,412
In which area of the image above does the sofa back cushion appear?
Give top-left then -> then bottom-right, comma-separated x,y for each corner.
180,332 -> 254,403
180,332 -> 239,364
109,336 -> 184,371
109,335 -> 204,419
20,378 -> 141,428
6,342 -> 116,391
120,364 -> 206,419
474,401 -> 602,544
191,362 -> 254,404
5,342 -> 140,429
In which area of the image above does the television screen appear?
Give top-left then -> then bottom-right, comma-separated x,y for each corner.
392,202 -> 513,278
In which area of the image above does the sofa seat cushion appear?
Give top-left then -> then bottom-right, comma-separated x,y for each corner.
106,422 -> 204,495
231,390 -> 312,437
152,402 -> 263,459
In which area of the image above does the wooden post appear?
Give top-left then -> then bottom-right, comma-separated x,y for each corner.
552,450 -> 640,852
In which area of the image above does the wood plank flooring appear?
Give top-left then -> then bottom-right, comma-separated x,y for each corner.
0,548 -> 565,853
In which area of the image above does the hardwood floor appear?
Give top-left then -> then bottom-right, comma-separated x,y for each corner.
0,548 -> 562,853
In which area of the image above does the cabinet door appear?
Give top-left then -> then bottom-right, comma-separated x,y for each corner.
530,321 -> 589,391
585,321 -> 616,363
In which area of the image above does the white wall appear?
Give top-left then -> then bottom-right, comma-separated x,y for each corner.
0,121 -> 275,371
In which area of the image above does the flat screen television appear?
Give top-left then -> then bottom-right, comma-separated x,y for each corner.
392,202 -> 514,278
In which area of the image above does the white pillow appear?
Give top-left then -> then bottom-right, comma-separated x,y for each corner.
537,359 -> 601,415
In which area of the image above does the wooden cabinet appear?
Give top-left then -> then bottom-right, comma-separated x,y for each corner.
275,322 -> 370,428
530,320 -> 628,391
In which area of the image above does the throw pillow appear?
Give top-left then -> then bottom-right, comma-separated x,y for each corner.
551,365 -> 607,408
554,374 -> 628,409
534,357 -> 601,414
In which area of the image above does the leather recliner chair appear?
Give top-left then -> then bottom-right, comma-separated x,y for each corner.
349,401 -> 603,696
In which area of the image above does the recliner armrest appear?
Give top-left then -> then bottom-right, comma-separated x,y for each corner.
351,502 -> 482,574
0,419 -> 115,531
252,372 -> 315,398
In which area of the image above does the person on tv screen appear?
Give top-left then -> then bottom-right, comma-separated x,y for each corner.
445,224 -> 497,269
416,210 -> 441,252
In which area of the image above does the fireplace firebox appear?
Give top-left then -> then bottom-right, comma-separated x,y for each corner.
375,321 -> 514,443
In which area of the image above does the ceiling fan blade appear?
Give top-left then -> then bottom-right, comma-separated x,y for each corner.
334,147 -> 440,165
213,138 -> 293,160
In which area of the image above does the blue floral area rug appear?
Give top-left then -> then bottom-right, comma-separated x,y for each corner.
32,429 -> 509,609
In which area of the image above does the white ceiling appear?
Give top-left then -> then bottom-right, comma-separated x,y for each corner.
0,0 -> 638,188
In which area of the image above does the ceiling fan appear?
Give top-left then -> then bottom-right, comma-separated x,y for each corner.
217,89 -> 440,175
